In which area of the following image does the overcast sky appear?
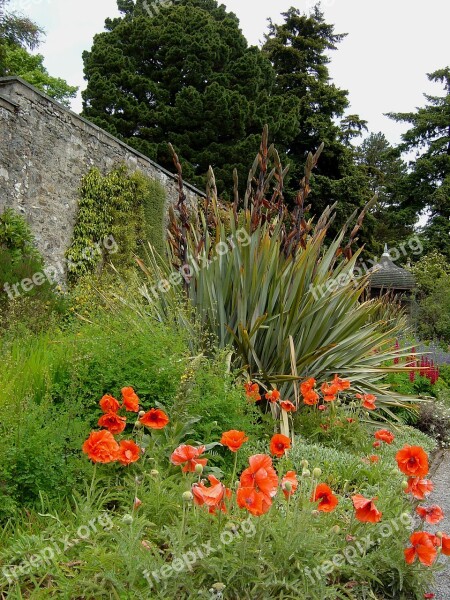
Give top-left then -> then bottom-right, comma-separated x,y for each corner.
8,0 -> 450,145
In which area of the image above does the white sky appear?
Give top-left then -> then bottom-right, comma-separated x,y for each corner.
7,0 -> 450,145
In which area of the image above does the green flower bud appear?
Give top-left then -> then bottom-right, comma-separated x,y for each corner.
138,410 -> 146,418
301,459 -> 309,468
195,463 -> 204,475
134,420 -> 143,429
284,481 -> 293,492
122,514 -> 133,524
401,480 -> 408,490
302,469 -> 311,478
312,467 -> 322,479
150,469 -> 159,478
182,491 -> 193,502
311,510 -> 320,518
331,525 -> 341,534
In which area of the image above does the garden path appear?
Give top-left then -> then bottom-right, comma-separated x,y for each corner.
429,450 -> 450,599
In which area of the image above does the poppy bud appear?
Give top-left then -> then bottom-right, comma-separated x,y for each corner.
349,401 -> 356,408
122,514 -> 133,524
335,399 -> 341,406
343,480 -> 350,493
138,410 -> 146,418
331,525 -> 340,534
195,463 -> 204,474
284,481 -> 293,492
301,459 -> 309,468
312,467 -> 322,479
436,531 -> 444,538
134,420 -> 143,429
212,583 -> 226,592
311,510 -> 320,518
401,480 -> 408,490
302,469 -> 311,478
182,491 -> 193,502
224,522 -> 237,532
150,469 -> 159,477
134,497 -> 142,509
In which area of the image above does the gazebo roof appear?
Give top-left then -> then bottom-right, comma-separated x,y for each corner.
369,246 -> 416,290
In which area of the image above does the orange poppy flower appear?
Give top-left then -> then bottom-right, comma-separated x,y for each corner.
244,382 -> 261,402
369,455 -> 379,463
300,378 -> 316,395
321,382 -> 339,402
269,434 -> 291,458
99,394 -> 120,413
192,475 -> 231,514
280,400 -> 296,412
98,412 -> 126,435
355,393 -> 377,410
240,454 -> 279,500
237,486 -> 271,516
170,444 -> 208,472
374,429 -> 395,444
440,534 -> 450,556
416,505 -> 444,524
117,439 -> 141,466
82,430 -> 119,463
396,446 -> 429,478
404,532 -> 438,566
265,390 -> 280,403
312,483 -> 338,512
220,430 -> 248,452
121,387 -> 140,412
303,390 -> 319,405
139,409 -> 170,429
332,375 -> 351,391
281,471 -> 298,499
373,441 -> 381,448
405,477 -> 434,500
352,494 -> 382,523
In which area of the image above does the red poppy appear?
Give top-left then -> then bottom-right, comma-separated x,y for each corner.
244,382 -> 261,402
269,434 -> 291,458
121,387 -> 140,412
416,505 -> 444,524
356,393 -> 377,410
82,430 -> 119,463
404,532 -> 438,566
117,439 -> 141,466
170,444 -> 208,472
312,483 -> 338,512
352,494 -> 382,523
369,455 -> 379,463
303,390 -> 319,405
98,412 -> 126,435
237,486 -> 271,516
332,375 -> 351,391
281,471 -> 298,499
280,400 -> 296,412
99,394 -> 120,413
139,409 -> 169,429
300,378 -> 316,395
265,390 -> 280,403
220,430 -> 248,452
405,477 -> 434,500
440,534 -> 450,556
424,594 -> 435,599
374,429 -> 395,444
192,475 -> 231,514
346,417 -> 355,423
318,404 -> 328,411
396,446 -> 429,478
321,382 -> 339,402
373,441 -> 381,448
240,454 -> 279,500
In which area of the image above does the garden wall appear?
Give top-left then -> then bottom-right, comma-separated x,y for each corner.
0,77 -> 203,280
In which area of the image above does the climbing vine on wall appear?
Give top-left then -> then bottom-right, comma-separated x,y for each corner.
66,165 -> 166,284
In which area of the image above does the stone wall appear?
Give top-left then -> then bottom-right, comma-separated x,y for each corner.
0,77 -> 203,280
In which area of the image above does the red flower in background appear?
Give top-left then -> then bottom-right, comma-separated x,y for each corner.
321,382 -> 339,402
99,394 -> 120,413
440,534 -> 450,556
269,434 -> 291,458
312,484 -> 338,512
139,409 -> 169,429
280,400 -> 296,412
374,429 -> 395,444
300,378 -> 316,395
121,387 -> 140,412
303,390 -> 319,405
405,477 -> 434,500
356,393 -> 377,410
396,446 -> 429,477
98,412 -> 126,435
170,444 -> 208,472
281,471 -> 298,499
352,494 -> 382,523
82,430 -> 119,463
404,532 -> 438,566
416,505 -> 444,524
265,390 -> 280,403
220,430 -> 248,452
117,439 -> 141,466
245,382 -> 261,402
332,375 -> 350,391
237,486 -> 270,516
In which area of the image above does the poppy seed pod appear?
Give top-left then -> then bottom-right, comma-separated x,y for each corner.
312,467 -> 322,479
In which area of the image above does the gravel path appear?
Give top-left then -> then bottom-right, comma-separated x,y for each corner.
427,450 -> 450,599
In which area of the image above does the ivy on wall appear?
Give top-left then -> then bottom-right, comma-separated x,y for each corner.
67,165 -> 167,284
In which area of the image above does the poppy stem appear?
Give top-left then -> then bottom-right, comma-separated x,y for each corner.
230,451 -> 239,487
89,463 -> 97,499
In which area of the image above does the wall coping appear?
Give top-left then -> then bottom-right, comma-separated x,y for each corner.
0,76 -> 206,198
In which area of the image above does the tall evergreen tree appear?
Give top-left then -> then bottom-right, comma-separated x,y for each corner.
82,0 -> 300,194
262,5 -> 373,241
388,68 -> 450,259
